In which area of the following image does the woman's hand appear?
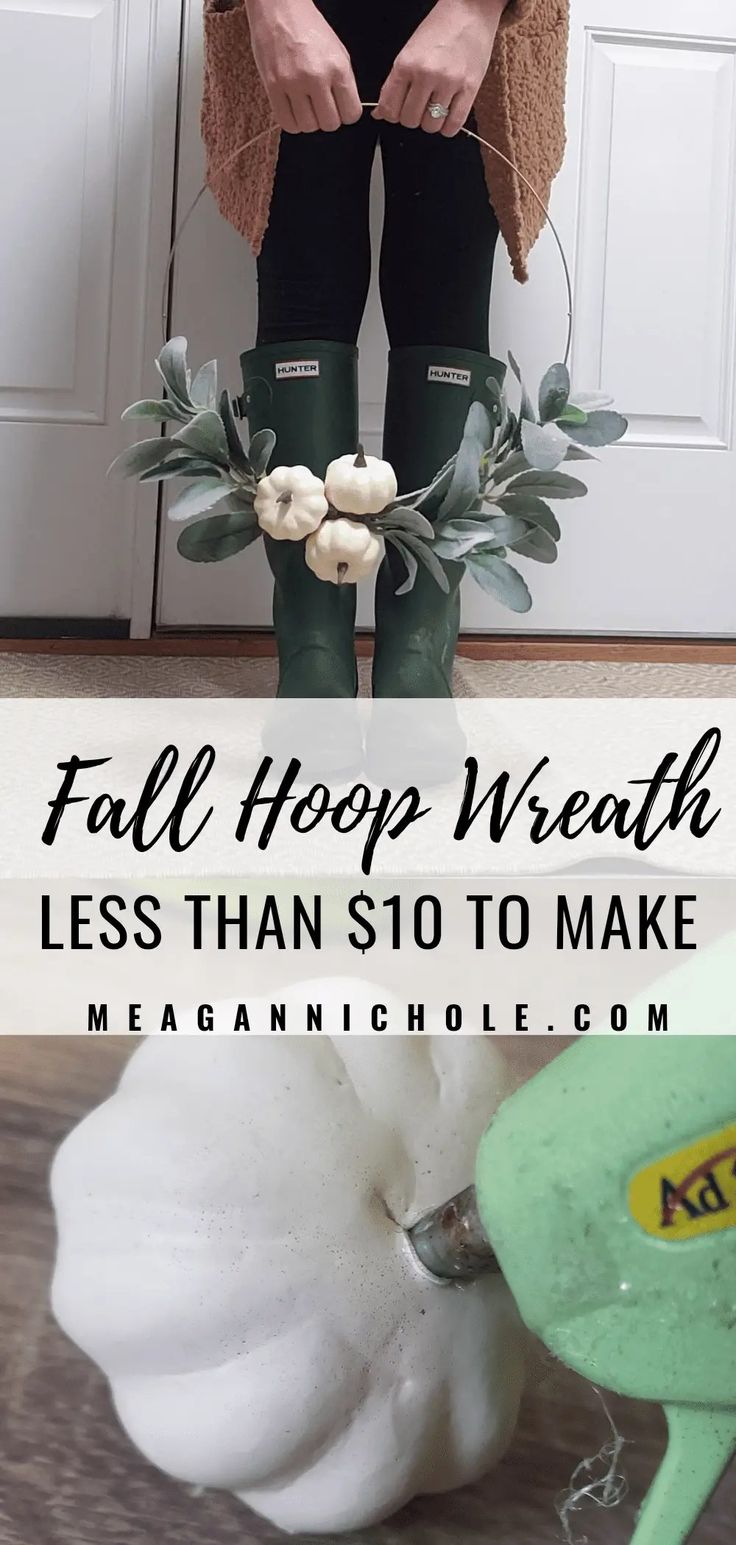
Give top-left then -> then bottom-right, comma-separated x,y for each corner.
374,0 -> 507,137
245,0 -> 363,134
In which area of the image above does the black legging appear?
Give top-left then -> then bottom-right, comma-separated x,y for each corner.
256,0 -> 499,352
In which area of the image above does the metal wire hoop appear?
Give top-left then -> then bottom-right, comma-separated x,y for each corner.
161,106 -> 574,366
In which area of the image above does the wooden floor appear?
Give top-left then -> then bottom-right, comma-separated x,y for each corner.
1,1037 -> 733,1545
2,633 -> 736,662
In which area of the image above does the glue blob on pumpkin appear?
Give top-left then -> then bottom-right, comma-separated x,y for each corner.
51,997 -> 528,1535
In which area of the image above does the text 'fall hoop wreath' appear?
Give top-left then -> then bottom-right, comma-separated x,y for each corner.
111,108 -> 627,615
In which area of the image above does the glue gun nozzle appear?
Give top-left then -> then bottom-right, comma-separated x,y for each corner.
408,1184 -> 500,1282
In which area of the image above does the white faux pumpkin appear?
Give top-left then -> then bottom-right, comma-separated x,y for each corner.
51,990 -> 528,1536
325,446 -> 398,516
305,516 -> 384,585
254,465 -> 328,540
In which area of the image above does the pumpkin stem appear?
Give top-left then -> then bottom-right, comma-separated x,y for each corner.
276,491 -> 293,506
354,445 -> 367,469
336,561 -> 349,584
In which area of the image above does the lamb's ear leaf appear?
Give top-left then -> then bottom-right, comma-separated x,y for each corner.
122,399 -> 188,423
486,373 -> 504,398
510,527 -> 559,564
495,493 -> 561,540
508,351 -> 536,423
436,516 -> 493,539
487,449 -> 530,487
433,525 -> 497,561
380,506 -> 435,541
443,504 -> 490,526
156,337 -> 194,409
434,515 -> 529,560
410,456 -> 458,516
177,508 -> 260,563
107,436 -> 173,479
538,362 -> 570,423
485,374 -> 504,431
564,443 -> 598,462
505,469 -> 587,500
521,419 -> 570,472
139,455 -> 221,483
249,427 -> 277,479
483,514 -> 531,548
385,532 -> 419,596
566,410 -> 628,447
220,489 -> 256,515
394,530 -> 451,594
219,390 -> 253,477
172,410 -> 230,466
464,400 -> 494,451
438,445 -> 481,519
495,405 -> 518,454
465,549 -> 532,612
438,402 -> 492,520
557,403 -> 587,426
167,476 -> 233,524
190,360 -> 218,410
388,454 -> 457,516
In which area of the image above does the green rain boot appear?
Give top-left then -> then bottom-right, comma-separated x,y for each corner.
240,339 -> 359,699
368,346 -> 505,786
372,345 -> 506,698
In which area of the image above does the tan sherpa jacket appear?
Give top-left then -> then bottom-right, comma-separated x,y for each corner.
201,0 -> 569,282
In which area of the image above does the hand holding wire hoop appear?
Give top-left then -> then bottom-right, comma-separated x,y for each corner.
161,106 -> 573,366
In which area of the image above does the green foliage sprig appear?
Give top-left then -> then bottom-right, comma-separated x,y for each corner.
110,338 -> 627,613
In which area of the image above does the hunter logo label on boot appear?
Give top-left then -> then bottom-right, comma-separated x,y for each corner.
629,1122 -> 736,1241
427,365 -> 472,387
274,360 -> 320,381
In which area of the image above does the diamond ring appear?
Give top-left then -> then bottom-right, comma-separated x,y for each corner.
427,101 -> 450,120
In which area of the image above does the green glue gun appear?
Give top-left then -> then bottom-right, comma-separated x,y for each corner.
410,1036 -> 736,1545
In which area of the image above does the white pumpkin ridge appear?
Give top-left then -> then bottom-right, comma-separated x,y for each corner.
51,986 -> 528,1535
324,447 -> 398,518
255,465 -> 328,541
305,516 -> 384,586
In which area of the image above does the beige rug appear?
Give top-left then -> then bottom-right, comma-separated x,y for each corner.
1,653 -> 734,697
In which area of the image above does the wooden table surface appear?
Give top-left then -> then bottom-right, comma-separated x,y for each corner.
1,1038 -> 733,1545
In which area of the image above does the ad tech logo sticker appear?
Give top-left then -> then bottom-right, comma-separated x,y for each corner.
629,1123 -> 736,1241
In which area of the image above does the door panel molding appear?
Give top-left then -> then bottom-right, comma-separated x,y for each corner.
0,0 -> 120,423
0,0 -> 182,633
572,27 -> 736,451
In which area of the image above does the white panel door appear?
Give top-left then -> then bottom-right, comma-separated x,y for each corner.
0,0 -> 180,630
158,0 -> 736,635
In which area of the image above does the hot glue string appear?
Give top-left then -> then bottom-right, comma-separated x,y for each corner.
556,1386 -> 629,1545
161,105 -> 574,366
